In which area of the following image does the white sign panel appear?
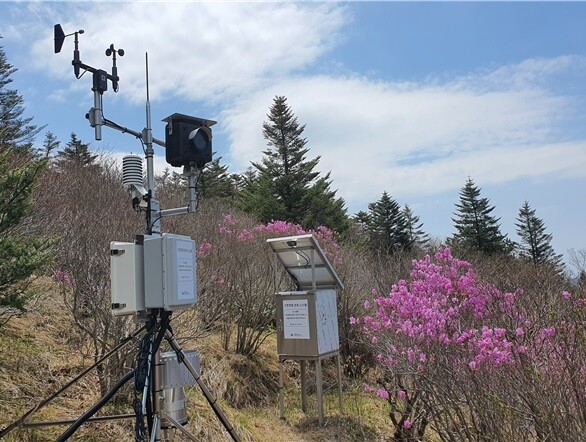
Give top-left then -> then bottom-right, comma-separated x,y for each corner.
175,239 -> 195,301
283,299 -> 310,339
316,289 -> 339,353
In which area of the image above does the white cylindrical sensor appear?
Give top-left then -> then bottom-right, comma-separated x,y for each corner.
122,155 -> 144,188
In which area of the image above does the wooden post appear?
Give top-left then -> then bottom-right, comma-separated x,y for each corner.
279,359 -> 285,420
337,353 -> 343,415
316,358 -> 324,426
300,360 -> 308,412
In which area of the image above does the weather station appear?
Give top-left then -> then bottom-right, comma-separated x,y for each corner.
0,24 -> 239,442
267,234 -> 344,426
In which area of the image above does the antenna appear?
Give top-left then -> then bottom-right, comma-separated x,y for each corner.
146,52 -> 150,102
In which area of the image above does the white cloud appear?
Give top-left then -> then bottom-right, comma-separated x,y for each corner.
28,2 -> 348,103
222,58 -> 584,210
19,3 -> 586,218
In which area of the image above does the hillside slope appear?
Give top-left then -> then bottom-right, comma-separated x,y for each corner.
0,282 -> 391,441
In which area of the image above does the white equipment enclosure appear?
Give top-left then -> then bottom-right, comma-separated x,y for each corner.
267,234 -> 344,425
110,233 -> 197,315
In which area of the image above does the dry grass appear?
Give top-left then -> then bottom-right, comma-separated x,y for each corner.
1,281 -> 394,441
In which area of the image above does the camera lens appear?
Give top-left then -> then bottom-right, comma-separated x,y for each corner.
189,129 -> 208,151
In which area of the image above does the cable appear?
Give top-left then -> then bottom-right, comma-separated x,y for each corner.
56,370 -> 134,442
133,311 -> 171,441
134,316 -> 158,441
139,137 -> 147,155
295,249 -> 311,267
149,214 -> 162,233
147,311 -> 171,435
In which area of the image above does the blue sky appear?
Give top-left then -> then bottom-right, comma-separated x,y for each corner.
1,2 -> 585,271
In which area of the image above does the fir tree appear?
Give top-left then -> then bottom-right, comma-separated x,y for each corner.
301,173 -> 349,231
199,158 -> 237,200
0,42 -> 51,322
402,204 -> 429,250
244,95 -> 348,231
55,132 -> 97,167
158,158 -> 237,202
0,42 -> 41,152
238,168 -> 285,222
366,191 -> 409,254
42,131 -> 60,157
515,201 -> 563,270
450,177 -> 508,255
353,210 -> 371,229
349,210 -> 371,247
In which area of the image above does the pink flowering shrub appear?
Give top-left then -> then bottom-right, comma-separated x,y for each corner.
195,211 -> 342,357
52,269 -> 74,286
355,248 -> 586,441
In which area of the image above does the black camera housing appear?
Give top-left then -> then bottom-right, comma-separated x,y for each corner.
163,113 -> 216,168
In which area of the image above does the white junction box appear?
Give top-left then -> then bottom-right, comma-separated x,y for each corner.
144,233 -> 197,311
276,289 -> 339,358
110,240 -> 145,316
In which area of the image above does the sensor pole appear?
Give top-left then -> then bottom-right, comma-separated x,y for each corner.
142,53 -> 161,235
186,164 -> 198,213
70,29 -> 85,78
144,53 -> 156,198
143,52 -> 165,441
92,87 -> 103,140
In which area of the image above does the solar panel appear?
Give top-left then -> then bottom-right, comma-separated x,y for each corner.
267,234 -> 344,290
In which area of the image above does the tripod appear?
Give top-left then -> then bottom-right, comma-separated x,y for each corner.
0,310 -> 240,441
2,27 -> 243,441
127,310 -> 239,442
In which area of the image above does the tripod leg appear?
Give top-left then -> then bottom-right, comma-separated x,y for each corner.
164,329 -> 241,442
149,414 -> 159,442
0,325 -> 144,439
57,370 -> 134,441
162,412 -> 198,442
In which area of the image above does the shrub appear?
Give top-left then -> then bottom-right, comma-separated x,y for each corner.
355,248 -> 586,441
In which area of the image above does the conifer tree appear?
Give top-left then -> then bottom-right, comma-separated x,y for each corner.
366,191 -> 409,254
199,158 -> 237,200
450,177 -> 508,255
238,168 -> 285,221
353,210 -> 371,229
515,201 -> 563,269
0,41 -> 51,322
0,42 -> 40,152
349,210 -> 371,247
42,131 -> 60,157
402,204 -> 429,250
244,95 -> 347,231
301,173 -> 348,231
55,132 -> 97,167
157,167 -> 185,194
159,157 -> 238,201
